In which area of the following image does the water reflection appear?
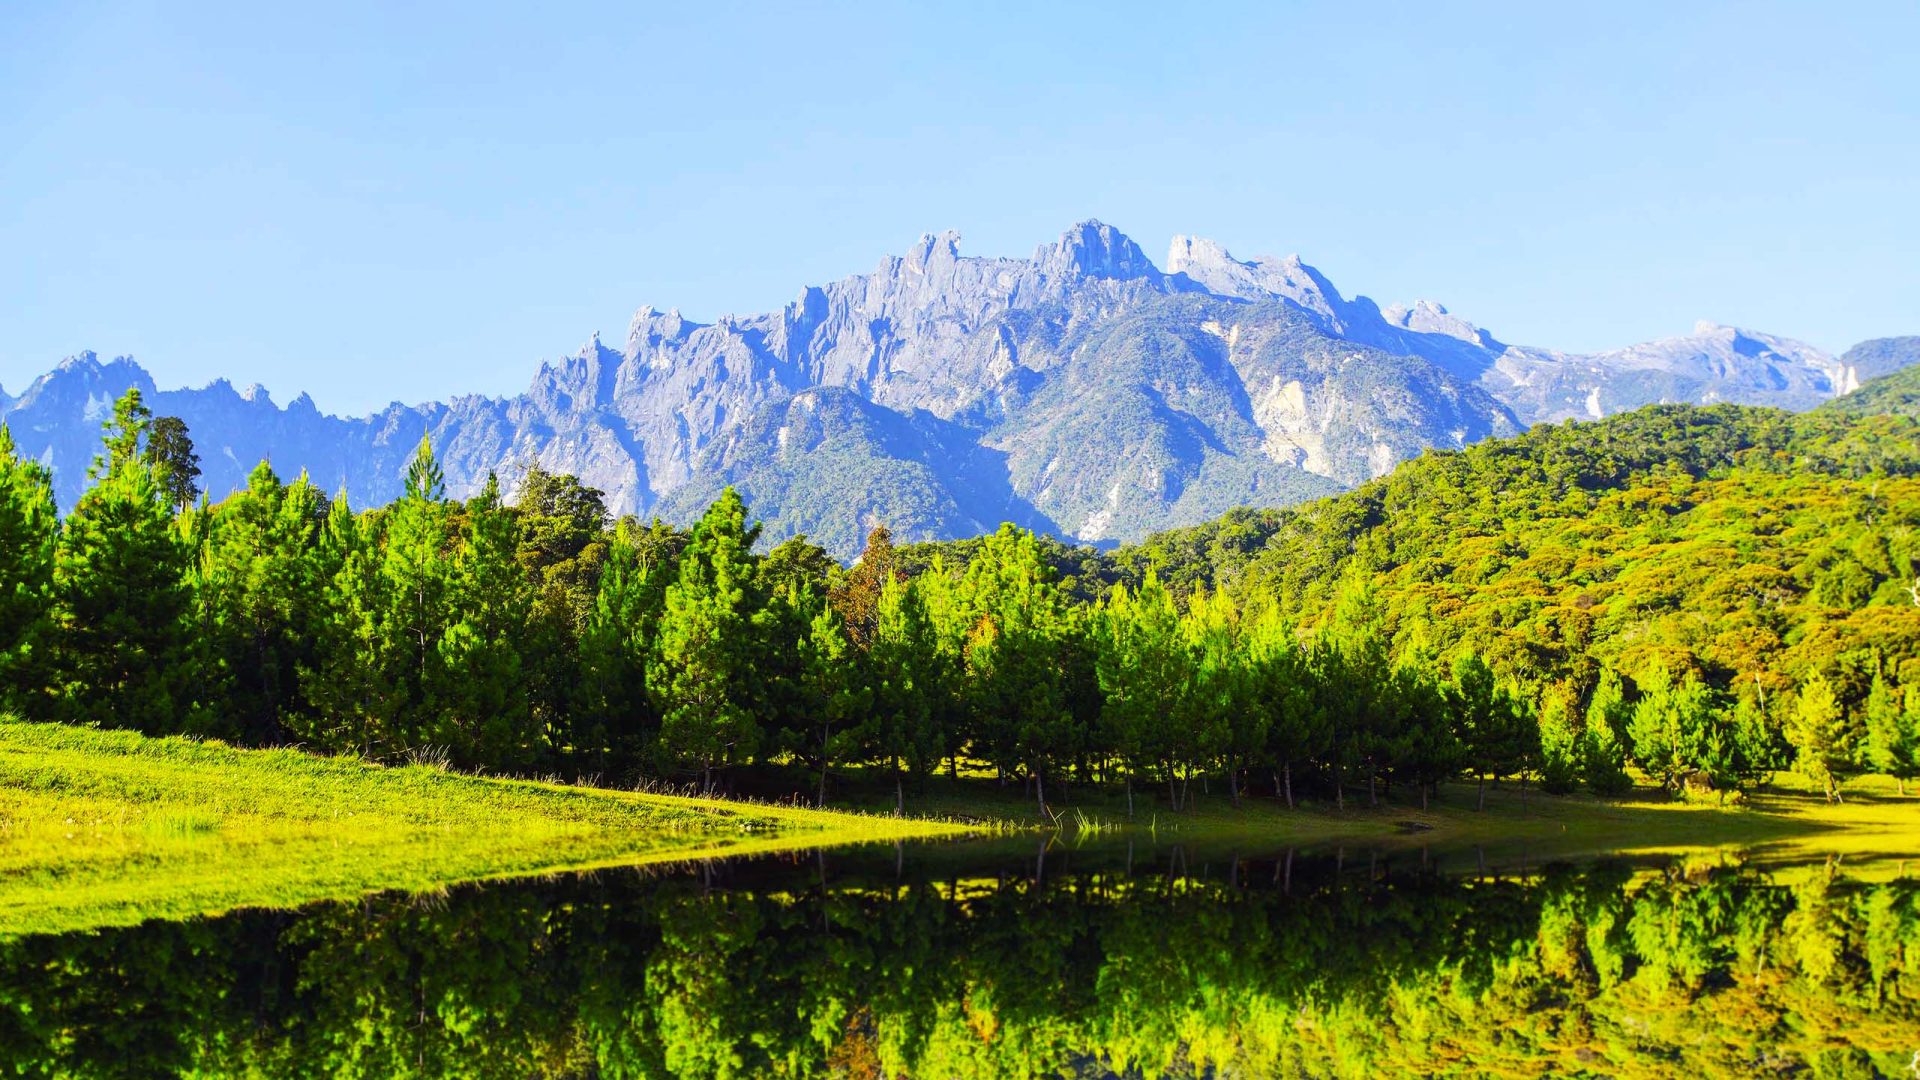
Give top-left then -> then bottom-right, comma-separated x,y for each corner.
1,840 -> 1914,1078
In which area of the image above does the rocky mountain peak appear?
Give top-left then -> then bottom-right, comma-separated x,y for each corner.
1381,300 -> 1503,350
6,220 -> 1907,557
628,306 -> 697,354
1164,236 -> 1348,322
1036,220 -> 1160,282
905,229 -> 965,272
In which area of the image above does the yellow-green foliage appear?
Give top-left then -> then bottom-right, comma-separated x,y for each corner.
1120,405 -> 1920,705
0,718 -> 971,936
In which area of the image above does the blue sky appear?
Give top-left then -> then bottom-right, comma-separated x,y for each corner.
4,1 -> 1916,414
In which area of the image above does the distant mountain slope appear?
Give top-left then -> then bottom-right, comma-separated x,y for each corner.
3,221 -> 1908,557
1818,360 -> 1920,419
1837,336 -> 1920,385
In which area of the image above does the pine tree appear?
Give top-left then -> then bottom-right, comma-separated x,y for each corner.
379,436 -> 456,752
143,415 -> 201,513
1449,653 -> 1533,811
1315,576 -> 1396,811
869,574 -> 945,813
795,595 -> 865,806
301,490 -> 399,755
574,519 -> 680,772
1537,684 -> 1583,795
1581,668 -> 1634,795
434,473 -> 533,765
189,460 -> 328,742
1897,686 -> 1920,796
651,489 -> 763,790
1182,587 -> 1249,805
1245,604 -> 1320,809
403,433 -> 446,502
1862,670 -> 1915,794
956,524 -> 1079,817
1787,670 -> 1848,803
0,424 -> 58,716
49,390 -> 194,733
1626,661 -> 1716,794
1095,575 -> 1189,815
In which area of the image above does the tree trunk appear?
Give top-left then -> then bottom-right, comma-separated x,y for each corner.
894,759 -> 904,817
1284,763 -> 1294,809
1367,766 -> 1378,808
1125,775 -> 1134,819
1034,765 -> 1049,820
817,759 -> 829,808
1476,772 -> 1487,812
1229,760 -> 1241,809
1420,781 -> 1429,810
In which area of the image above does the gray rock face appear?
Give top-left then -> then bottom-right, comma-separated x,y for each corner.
1837,336 -> 1920,386
1164,235 -> 1857,422
4,222 -> 1907,558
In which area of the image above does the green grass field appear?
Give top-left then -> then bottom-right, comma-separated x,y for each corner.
831,766 -> 1920,866
0,719 -> 973,937
7,717 -> 1917,939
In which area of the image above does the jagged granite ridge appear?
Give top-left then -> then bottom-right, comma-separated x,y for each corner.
4,222 -> 1909,558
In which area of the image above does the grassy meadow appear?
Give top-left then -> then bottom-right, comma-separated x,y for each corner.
830,766 -> 1920,866
5,714 -> 1916,941
0,719 -> 973,937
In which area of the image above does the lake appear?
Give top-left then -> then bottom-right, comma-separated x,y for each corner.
2,838 -> 1914,1078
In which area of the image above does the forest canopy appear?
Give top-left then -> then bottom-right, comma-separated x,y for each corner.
2,376 -> 1917,812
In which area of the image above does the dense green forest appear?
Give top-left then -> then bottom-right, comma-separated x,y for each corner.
1,853 -> 1914,1078
2,381 -> 1918,813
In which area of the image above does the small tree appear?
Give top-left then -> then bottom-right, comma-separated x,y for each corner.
0,424 -> 58,716
1449,653 -> 1534,810
1537,684 -> 1583,795
1863,671 -> 1919,795
1095,575 -> 1188,816
1626,661 -> 1717,794
650,489 -> 764,791
868,575 -> 947,814
1786,671 -> 1849,803
143,415 -> 202,513
50,390 -> 194,733
1581,668 -> 1634,795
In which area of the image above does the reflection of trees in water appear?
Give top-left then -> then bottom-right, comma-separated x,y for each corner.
0,852 -> 1913,1078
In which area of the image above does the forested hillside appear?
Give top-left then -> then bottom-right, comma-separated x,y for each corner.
1110,402 -> 1920,693
3,378 -> 1918,815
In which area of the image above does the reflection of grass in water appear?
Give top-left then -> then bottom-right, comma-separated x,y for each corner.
0,719 -> 974,938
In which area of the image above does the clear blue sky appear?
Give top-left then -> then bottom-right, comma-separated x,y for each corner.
4,1 -> 1916,414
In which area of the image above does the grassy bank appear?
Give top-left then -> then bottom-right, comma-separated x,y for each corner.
0,719 -> 972,937
829,768 -> 1920,864
8,718 -> 1914,939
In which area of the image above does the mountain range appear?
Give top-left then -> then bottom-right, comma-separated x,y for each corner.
4,221 -> 1914,557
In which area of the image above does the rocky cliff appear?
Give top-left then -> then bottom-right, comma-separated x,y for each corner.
3,222 -> 1904,557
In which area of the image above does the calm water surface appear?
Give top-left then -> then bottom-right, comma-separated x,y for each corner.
3,838 -> 1916,1078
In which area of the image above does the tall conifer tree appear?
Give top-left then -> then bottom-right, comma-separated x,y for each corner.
50,390 -> 194,733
